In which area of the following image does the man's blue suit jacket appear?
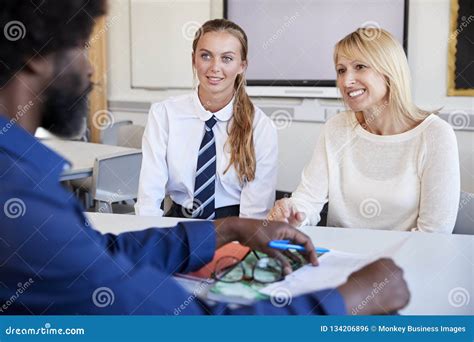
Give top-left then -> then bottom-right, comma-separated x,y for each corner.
0,117 -> 346,315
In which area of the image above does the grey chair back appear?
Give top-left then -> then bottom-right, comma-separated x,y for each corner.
117,124 -> 145,149
92,150 -> 143,205
453,191 -> 474,235
101,120 -> 133,145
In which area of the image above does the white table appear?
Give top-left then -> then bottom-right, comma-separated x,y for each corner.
42,140 -> 141,181
85,213 -> 474,315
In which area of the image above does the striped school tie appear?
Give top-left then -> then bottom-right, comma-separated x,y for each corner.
192,116 -> 217,220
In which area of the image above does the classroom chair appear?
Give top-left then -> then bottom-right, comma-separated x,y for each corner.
453,191 -> 474,235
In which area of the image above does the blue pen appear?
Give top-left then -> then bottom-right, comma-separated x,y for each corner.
268,240 -> 330,254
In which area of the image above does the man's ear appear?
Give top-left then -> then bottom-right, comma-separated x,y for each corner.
23,53 -> 55,81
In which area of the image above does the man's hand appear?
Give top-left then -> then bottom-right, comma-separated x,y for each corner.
268,198 -> 306,227
337,258 -> 410,315
213,217 -> 318,275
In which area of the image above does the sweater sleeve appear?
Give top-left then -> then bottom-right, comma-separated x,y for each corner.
290,124 -> 330,226
415,121 -> 460,233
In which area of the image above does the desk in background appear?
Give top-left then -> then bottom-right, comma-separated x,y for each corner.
42,140 -> 140,181
85,213 -> 474,315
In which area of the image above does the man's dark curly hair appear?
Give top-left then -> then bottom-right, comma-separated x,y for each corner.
0,0 -> 107,86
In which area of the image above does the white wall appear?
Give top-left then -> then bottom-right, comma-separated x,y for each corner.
106,0 -> 473,192
107,0 -> 223,104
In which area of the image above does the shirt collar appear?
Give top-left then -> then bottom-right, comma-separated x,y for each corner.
0,116 -> 70,182
192,88 -> 234,122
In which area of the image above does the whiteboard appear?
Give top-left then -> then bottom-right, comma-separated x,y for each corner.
130,0 -> 211,89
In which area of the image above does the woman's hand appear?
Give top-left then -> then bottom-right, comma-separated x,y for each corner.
268,198 -> 306,227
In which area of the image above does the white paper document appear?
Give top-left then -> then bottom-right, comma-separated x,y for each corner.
260,250 -> 378,297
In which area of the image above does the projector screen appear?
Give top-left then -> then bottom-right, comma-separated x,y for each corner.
225,0 -> 408,87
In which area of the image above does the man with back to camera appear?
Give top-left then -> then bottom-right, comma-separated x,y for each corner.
0,0 -> 409,315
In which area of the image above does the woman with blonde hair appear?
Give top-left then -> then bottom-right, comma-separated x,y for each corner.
136,19 -> 277,220
269,28 -> 460,233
